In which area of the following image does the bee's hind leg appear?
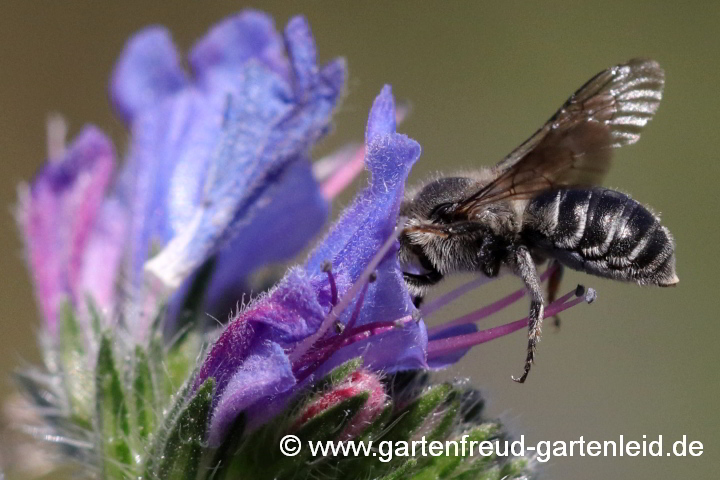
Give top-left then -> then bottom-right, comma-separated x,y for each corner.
547,261 -> 565,329
510,245 -> 545,384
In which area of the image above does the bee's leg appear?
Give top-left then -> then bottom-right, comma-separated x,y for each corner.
510,245 -> 545,384
547,261 -> 565,329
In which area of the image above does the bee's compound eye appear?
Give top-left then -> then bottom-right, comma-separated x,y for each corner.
430,203 -> 454,222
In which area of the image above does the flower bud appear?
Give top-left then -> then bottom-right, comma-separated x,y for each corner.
293,369 -> 388,440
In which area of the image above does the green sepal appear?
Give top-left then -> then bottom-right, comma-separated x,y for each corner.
153,378 -> 215,480
144,362 -> 204,478
85,295 -> 104,341
148,332 -> 168,405
427,390 -> 460,441
165,330 -> 203,396
382,383 -> 453,443
313,357 -> 363,392
220,392 -> 369,480
95,334 -> 132,479
132,346 -> 155,443
378,459 -> 417,480
57,301 -> 92,427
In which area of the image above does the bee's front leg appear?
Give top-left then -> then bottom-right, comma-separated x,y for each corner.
510,245 -> 545,384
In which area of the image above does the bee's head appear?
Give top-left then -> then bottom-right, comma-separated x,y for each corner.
400,176 -> 475,223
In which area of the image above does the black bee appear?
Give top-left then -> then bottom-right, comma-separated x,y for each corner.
398,58 -> 678,383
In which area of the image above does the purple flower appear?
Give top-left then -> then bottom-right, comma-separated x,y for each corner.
195,86 -> 598,446
19,10 -> 347,337
196,86 -> 424,444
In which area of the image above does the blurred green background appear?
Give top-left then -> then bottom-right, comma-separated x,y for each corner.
0,1 -> 718,479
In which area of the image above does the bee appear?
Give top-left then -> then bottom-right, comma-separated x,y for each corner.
398,58 -> 678,383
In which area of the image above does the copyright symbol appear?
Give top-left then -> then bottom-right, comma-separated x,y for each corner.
280,434 -> 302,456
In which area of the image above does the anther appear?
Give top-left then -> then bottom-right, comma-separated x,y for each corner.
575,284 -> 586,297
585,288 -> 597,304
321,260 -> 333,273
368,272 -> 377,283
334,321 -> 345,334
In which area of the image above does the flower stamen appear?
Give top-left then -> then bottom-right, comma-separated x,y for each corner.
421,264 -> 558,318
289,224 -> 403,364
426,286 -> 595,360
428,266 -> 559,337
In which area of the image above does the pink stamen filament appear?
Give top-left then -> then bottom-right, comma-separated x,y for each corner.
321,146 -> 366,200
420,275 -> 496,317
420,264 -> 557,318
426,288 -> 592,360
428,267 -> 565,337
293,314 -> 415,382
289,223 -> 403,365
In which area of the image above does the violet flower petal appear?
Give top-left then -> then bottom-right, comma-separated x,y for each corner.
190,10 -> 290,90
303,86 -> 426,372
306,85 -> 419,281
207,341 -> 296,446
110,27 -> 188,124
203,158 -> 328,316
196,268 -> 325,396
199,86 -> 421,445
120,13 -> 344,297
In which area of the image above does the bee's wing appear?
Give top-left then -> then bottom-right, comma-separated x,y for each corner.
456,58 -> 664,213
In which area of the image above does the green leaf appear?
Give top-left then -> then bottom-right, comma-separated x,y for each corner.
383,383 -> 453,443
427,390 -> 460,441
315,357 -> 363,391
148,332 -> 168,404
165,330 -> 203,395
85,295 -> 104,341
143,361 -> 207,479
95,335 -> 132,479
58,301 -> 92,427
154,378 -> 215,480
132,346 -> 155,442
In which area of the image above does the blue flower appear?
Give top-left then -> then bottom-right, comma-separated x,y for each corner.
196,86 -> 425,445
112,11 -> 345,328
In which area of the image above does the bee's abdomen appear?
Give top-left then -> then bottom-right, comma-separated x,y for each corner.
524,188 -> 677,286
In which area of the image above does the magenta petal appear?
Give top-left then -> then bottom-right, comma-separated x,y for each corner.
20,126 -> 116,333
110,27 -> 188,124
78,198 -> 127,321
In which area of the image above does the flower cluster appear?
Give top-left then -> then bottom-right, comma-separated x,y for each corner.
7,9 -> 595,480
